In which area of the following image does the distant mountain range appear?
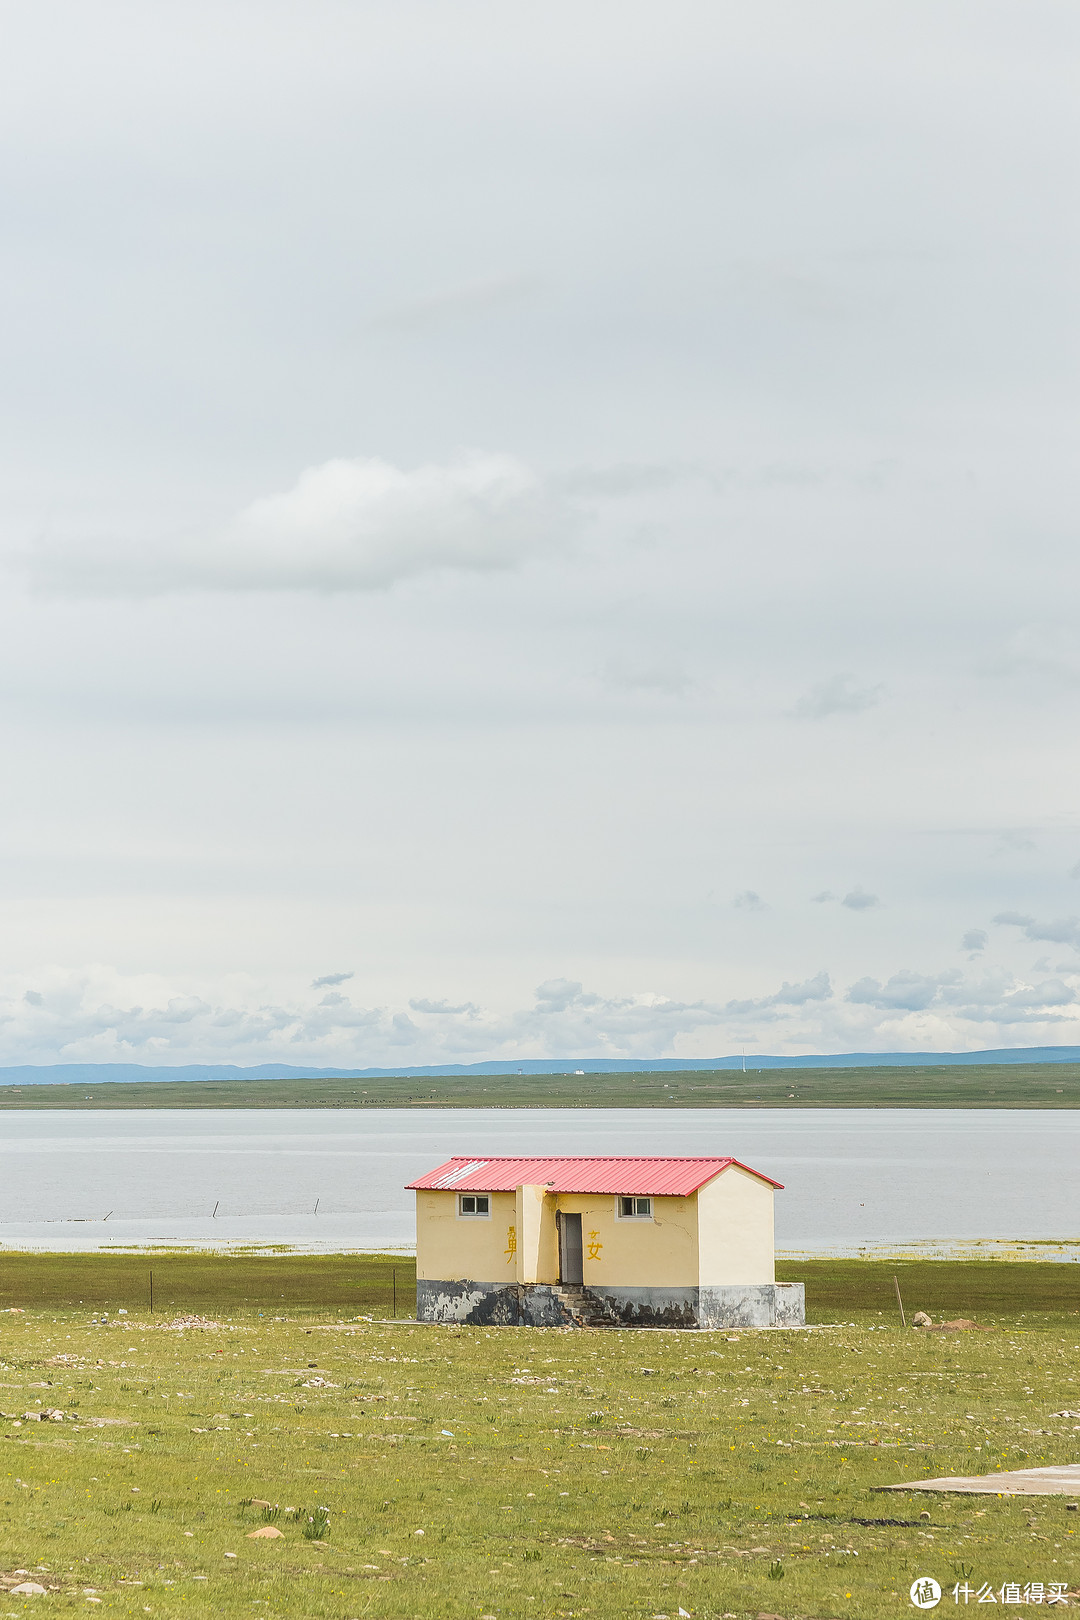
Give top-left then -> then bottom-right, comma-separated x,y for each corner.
2,1047 -> 1079,1083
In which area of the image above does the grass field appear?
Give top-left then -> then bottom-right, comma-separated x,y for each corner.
1,1063 -> 1079,1111
1,1257 -> 1077,1618
2,1254 -> 1079,1327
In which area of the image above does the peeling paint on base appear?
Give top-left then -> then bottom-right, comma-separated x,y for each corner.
588,1282 -> 804,1328
416,1280 -> 572,1326
415,1279 -> 805,1328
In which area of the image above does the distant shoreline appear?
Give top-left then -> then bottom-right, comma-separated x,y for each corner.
4,1045 -> 1080,1085
1,1061 -> 1078,1110
3,1239 -> 1078,1263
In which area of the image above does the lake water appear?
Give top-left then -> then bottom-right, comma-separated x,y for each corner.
0,1108 -> 1077,1257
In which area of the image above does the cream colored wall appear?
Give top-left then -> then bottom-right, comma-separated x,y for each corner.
515,1184 -> 552,1283
417,1171 -> 775,1289
414,1190 -> 518,1281
537,1193 -> 560,1281
555,1192 -> 699,1289
695,1167 -> 775,1284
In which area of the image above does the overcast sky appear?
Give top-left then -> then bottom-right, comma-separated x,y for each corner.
1,0 -> 1078,1068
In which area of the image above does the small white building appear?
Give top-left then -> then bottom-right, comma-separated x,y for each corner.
407,1153 -> 804,1328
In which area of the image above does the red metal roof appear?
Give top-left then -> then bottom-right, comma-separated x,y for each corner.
406,1155 -> 783,1195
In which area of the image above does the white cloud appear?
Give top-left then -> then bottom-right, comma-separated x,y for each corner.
0,970 -> 741,1067
845,967 -> 1080,1025
847,970 -> 950,1012
987,978 -> 1076,1012
724,971 -> 832,1017
311,970 -> 353,988
960,929 -> 988,955
842,887 -> 880,911
993,912 -> 1080,951
409,997 -> 480,1015
6,961 -> 1079,1072
5,969 -> 385,1067
532,977 -> 594,1013
792,673 -> 882,719
733,890 -> 765,911
21,453 -> 563,597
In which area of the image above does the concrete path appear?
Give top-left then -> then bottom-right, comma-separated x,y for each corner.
882,1464 -> 1080,1497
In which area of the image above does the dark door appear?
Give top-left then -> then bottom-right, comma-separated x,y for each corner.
559,1212 -> 583,1285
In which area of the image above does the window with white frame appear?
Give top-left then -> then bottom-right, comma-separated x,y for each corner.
458,1193 -> 490,1217
617,1195 -> 653,1219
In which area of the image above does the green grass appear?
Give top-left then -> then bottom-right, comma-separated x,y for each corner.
1,1258 -> 1078,1617
3,1252 -> 1077,1325
2,1061 -> 1080,1109
780,1260 -> 1080,1329
0,1252 -> 412,1317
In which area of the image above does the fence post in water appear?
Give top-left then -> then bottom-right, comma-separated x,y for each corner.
893,1273 -> 906,1329
149,1270 -> 154,1314
212,1201 -> 219,1219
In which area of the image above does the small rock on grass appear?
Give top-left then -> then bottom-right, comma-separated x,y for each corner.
10,1583 -> 48,1595
912,1313 -> 990,1330
247,1526 -> 284,1539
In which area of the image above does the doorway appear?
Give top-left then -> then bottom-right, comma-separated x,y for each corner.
558,1212 -> 583,1285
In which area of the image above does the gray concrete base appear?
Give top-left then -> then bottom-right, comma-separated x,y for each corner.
416,1278 -> 805,1328
416,1279 -> 573,1327
583,1284 -> 700,1327
589,1282 -> 804,1329
699,1282 -> 805,1329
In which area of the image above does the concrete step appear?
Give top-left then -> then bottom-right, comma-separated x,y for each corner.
550,1284 -> 617,1327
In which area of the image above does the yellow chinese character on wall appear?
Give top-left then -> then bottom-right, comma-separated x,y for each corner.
505,1224 -> 517,1262
587,1230 -> 603,1261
